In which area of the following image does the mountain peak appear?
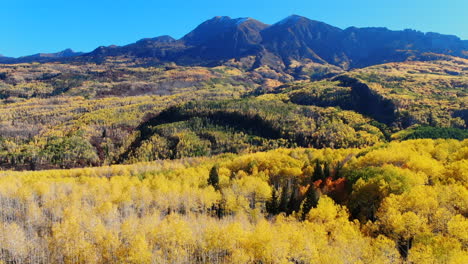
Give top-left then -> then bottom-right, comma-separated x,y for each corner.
212,16 -> 232,21
202,16 -> 260,27
276,15 -> 308,25
58,48 -> 78,56
182,16 -> 266,46
137,35 -> 175,44
201,16 -> 258,27
3,15 -> 468,68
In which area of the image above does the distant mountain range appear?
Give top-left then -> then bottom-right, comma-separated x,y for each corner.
2,15 -> 468,69
0,48 -> 83,63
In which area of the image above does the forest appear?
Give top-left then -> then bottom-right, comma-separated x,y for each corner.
0,139 -> 466,263
0,49 -> 466,263
0,57 -> 466,170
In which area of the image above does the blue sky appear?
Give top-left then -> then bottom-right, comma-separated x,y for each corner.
2,0 -> 467,57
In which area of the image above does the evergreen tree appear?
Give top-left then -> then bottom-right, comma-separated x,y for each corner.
279,185 -> 290,213
334,162 -> 343,180
286,188 -> 299,215
208,164 -> 220,190
266,188 -> 279,215
301,186 -> 319,220
312,160 -> 323,182
323,162 -> 331,179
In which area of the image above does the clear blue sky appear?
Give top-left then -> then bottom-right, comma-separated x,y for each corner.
3,0 -> 467,57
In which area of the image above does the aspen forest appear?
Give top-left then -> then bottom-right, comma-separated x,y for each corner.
1,9 -> 468,264
0,139 -> 467,263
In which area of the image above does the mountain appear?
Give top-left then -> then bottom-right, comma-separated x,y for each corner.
259,15 -> 345,68
339,27 -> 468,68
0,55 -> 14,63
88,35 -> 180,59
82,15 -> 468,68
4,49 -> 84,63
181,16 -> 268,60
258,15 -> 468,68
17,49 -> 84,62
86,16 -> 268,65
2,15 -> 468,69
0,14 -> 466,264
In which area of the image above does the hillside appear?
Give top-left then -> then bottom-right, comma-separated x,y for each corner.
255,55 -> 468,128
345,55 -> 468,127
0,55 -> 466,170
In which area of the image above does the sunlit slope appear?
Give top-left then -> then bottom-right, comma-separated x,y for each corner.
256,56 -> 468,128
345,55 -> 468,127
0,139 -> 466,263
0,89 -> 386,170
0,62 -> 256,99
121,98 -> 384,163
0,56 -> 466,170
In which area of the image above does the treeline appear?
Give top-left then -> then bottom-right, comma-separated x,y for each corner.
0,139 -> 466,263
398,126 -> 468,140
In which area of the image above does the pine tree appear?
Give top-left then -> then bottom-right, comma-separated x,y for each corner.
333,161 -> 343,180
266,188 -> 279,215
286,188 -> 299,215
301,186 -> 319,220
323,162 -> 331,179
208,164 -> 220,190
312,160 -> 323,182
279,185 -> 290,213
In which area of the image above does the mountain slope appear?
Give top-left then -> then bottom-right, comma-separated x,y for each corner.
260,15 -> 345,66
70,16 -> 468,68
86,16 -> 269,65
255,55 -> 468,128
87,35 -> 181,60
12,49 -> 84,63
0,56 -> 14,63
340,27 -> 468,68
181,16 -> 268,60
2,15 -> 467,70
85,15 -> 468,69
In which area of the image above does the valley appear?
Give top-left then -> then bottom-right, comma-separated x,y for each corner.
0,14 -> 467,264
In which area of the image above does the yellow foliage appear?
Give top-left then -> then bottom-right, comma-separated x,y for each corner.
0,139 -> 464,263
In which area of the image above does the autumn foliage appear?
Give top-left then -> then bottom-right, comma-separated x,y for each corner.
0,139 -> 466,263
